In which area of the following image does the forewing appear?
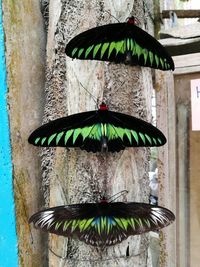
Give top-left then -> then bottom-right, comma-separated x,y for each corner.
65,23 -> 174,70
128,24 -> 174,70
101,202 -> 175,243
29,204 -> 99,238
29,203 -> 125,247
105,111 -> 167,151
28,111 -> 100,149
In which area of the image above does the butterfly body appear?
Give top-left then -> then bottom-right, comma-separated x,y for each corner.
29,201 -> 175,247
65,19 -> 174,71
28,104 -> 167,153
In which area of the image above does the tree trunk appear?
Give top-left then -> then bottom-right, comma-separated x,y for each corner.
42,1 -> 154,266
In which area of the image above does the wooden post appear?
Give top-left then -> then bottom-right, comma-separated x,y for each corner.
153,0 -> 161,39
3,1 -> 46,266
162,10 -> 200,19
155,70 -> 177,267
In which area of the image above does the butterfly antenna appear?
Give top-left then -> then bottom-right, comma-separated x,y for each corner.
79,82 -> 98,107
108,190 -> 128,203
143,0 -> 155,24
104,10 -> 120,23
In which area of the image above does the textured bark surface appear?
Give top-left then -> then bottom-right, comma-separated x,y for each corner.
42,1 -> 154,266
3,1 -> 46,266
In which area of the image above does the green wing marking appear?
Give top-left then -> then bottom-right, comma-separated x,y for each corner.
81,126 -> 93,141
152,137 -> 157,145
63,220 -> 72,231
93,43 -> 102,58
64,129 -> 74,144
55,221 -> 63,230
73,128 -> 82,144
100,43 -> 110,58
78,48 -> 84,57
155,54 -> 159,68
37,214 -> 126,237
35,137 -> 40,145
108,41 -> 116,58
85,45 -> 94,58
71,47 -> 78,57
56,132 -> 64,145
145,134 -> 152,145
139,132 -> 146,144
134,42 -> 143,60
41,137 -> 47,145
131,130 -> 139,144
115,40 -> 125,55
149,51 -> 154,66
48,133 -> 57,145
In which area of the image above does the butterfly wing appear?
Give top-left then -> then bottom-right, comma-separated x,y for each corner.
29,203 -> 98,240
65,23 -> 174,70
28,110 -> 103,152
29,203 -> 116,246
111,202 -> 175,233
28,109 -> 166,152
100,110 -> 167,152
29,202 -> 175,247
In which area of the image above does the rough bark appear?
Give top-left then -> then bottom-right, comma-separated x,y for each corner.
41,1 -> 154,266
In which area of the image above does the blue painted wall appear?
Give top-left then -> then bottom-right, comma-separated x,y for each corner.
0,1 -> 18,266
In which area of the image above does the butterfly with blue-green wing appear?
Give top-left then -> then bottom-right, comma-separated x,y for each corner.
28,103 -> 167,153
65,17 -> 174,71
29,196 -> 175,247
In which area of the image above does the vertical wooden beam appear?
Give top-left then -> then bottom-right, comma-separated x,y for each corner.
177,104 -> 189,267
155,70 -> 177,267
153,0 -> 161,39
3,1 -> 46,266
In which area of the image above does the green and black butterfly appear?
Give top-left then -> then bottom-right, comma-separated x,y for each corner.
28,103 -> 167,152
29,198 -> 175,247
65,17 -> 174,71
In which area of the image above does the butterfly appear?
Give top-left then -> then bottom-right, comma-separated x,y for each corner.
65,17 -> 174,71
29,198 -> 175,247
28,103 -> 167,152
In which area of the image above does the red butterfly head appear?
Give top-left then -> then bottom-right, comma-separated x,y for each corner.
99,196 -> 109,204
127,16 -> 140,25
99,102 -> 109,111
